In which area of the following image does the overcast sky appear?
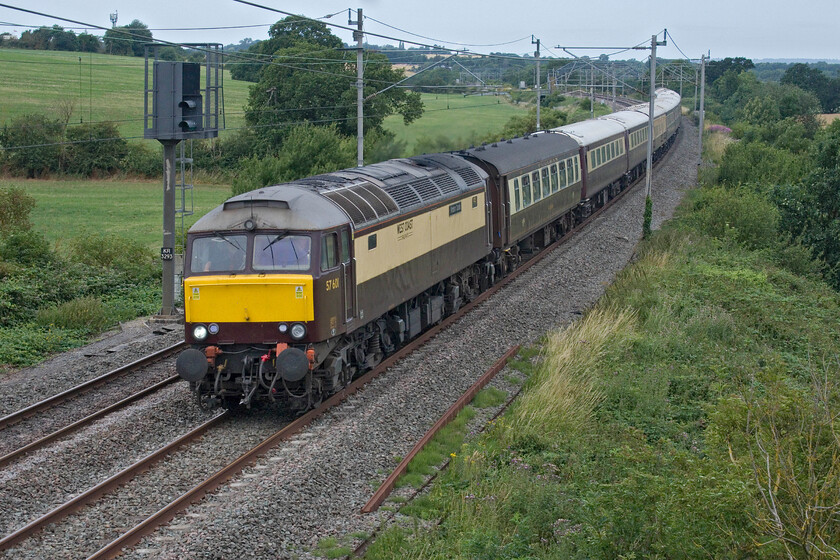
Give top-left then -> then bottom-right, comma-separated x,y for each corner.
3,0 -> 838,62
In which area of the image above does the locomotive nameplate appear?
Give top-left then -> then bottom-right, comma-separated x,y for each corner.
397,218 -> 414,241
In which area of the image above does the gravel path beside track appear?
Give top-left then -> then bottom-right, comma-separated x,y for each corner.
0,118 -> 698,560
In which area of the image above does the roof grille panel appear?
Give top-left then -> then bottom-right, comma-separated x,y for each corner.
323,191 -> 366,226
340,189 -> 378,223
410,178 -> 442,202
432,174 -> 460,194
384,184 -> 421,209
453,166 -> 482,187
356,184 -> 398,215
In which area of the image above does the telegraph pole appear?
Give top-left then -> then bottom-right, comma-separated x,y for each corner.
349,8 -> 364,167
532,36 -> 541,131
698,54 -> 706,166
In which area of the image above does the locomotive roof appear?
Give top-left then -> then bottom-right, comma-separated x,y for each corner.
462,132 -> 579,176
551,118 -> 627,147
189,184 -> 351,234
189,154 -> 487,234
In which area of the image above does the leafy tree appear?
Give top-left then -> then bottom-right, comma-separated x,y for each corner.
781,63 -> 840,112
77,33 -> 101,53
717,141 -> 808,187
103,20 -> 152,57
229,16 -> 342,83
705,57 -> 754,84
244,21 -> 422,152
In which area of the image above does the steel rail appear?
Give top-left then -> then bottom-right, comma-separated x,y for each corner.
0,341 -> 187,431
362,344 -> 521,514
0,412 -> 227,552
0,375 -> 180,469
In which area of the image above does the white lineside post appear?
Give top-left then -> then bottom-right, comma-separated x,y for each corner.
699,54 -> 706,166
351,8 -> 364,167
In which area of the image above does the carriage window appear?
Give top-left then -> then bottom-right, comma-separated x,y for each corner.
532,171 -> 541,202
574,157 -> 580,182
191,234 -> 247,273
558,161 -> 566,188
542,168 -> 550,197
321,233 -> 338,271
253,234 -> 311,272
340,230 -> 351,264
513,178 -> 521,211
550,164 -> 558,192
522,175 -> 531,206
368,234 -> 377,250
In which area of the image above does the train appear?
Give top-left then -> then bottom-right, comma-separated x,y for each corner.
175,88 -> 682,411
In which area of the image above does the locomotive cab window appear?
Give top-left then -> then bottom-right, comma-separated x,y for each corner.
191,234 -> 247,273
253,233 -> 311,272
321,233 -> 338,271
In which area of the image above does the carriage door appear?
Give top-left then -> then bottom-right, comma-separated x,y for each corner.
340,228 -> 355,323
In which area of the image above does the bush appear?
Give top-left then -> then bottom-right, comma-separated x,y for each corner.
0,114 -> 64,177
0,325 -> 87,367
717,140 -> 808,186
0,229 -> 52,266
36,296 -> 109,333
0,186 -> 36,236
121,142 -> 160,177
231,123 -> 355,196
64,122 -> 128,176
689,186 -> 780,250
65,232 -> 158,280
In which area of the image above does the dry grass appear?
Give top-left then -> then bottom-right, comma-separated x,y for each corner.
704,130 -> 734,164
511,307 -> 636,436
818,114 -> 840,126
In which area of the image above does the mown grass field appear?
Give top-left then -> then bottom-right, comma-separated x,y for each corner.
383,93 -> 526,153
6,178 -> 231,251
0,48 -> 251,139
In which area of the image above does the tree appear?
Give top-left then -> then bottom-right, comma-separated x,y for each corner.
230,16 -> 342,83
781,63 -> 840,113
104,20 -> 152,57
705,57 -> 754,84
77,33 -> 101,53
244,18 -> 422,152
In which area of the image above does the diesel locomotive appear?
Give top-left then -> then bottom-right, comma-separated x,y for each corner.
175,88 -> 682,411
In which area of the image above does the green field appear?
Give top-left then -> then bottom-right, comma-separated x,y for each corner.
0,48 -> 251,140
7,178 -> 231,251
384,93 -> 526,153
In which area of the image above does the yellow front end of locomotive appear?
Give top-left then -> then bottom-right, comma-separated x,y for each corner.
183,274 -> 314,323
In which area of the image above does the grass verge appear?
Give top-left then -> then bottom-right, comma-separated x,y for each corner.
363,192 -> 840,559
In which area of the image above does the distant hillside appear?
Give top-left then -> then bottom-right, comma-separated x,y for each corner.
0,48 -> 251,140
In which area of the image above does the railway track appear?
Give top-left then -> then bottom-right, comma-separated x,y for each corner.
0,342 -> 186,467
0,127 -> 685,559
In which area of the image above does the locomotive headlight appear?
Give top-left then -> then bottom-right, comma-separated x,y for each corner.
290,323 -> 306,340
192,324 -> 208,341
278,323 -> 288,333
208,323 -> 220,335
